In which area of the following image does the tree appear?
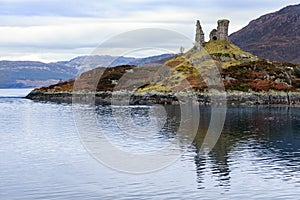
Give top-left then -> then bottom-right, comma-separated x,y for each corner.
179,46 -> 185,55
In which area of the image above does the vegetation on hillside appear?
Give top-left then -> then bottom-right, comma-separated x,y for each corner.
230,4 -> 300,64
34,40 -> 300,94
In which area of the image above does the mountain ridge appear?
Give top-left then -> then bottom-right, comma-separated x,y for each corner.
230,4 -> 300,64
0,53 -> 174,88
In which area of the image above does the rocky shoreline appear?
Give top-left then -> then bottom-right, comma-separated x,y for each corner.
25,90 -> 300,105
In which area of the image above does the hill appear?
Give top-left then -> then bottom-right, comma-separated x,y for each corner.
62,54 -> 174,71
0,61 -> 76,88
138,40 -> 298,92
27,40 -> 300,97
230,4 -> 300,64
0,54 -> 174,88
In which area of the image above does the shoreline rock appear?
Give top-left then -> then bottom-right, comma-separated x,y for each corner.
25,90 -> 300,105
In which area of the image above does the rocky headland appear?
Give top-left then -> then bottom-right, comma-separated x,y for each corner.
26,17 -> 300,105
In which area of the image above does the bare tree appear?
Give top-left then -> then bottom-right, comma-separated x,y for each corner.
179,46 -> 185,55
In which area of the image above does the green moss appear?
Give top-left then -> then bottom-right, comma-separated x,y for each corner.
173,59 -> 200,76
165,55 -> 185,65
218,19 -> 230,23
175,62 -> 192,72
204,40 -> 254,56
211,53 -> 230,57
187,40 -> 259,69
138,84 -> 170,93
294,67 -> 300,78
228,84 -> 251,92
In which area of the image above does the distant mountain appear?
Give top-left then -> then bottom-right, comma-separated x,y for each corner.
0,54 -> 175,88
62,54 -> 174,71
230,4 -> 300,64
0,61 -> 77,88
128,54 -> 176,66
58,55 -> 136,71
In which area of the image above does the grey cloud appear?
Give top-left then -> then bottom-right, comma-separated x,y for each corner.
93,28 -> 193,56
0,0 -> 299,18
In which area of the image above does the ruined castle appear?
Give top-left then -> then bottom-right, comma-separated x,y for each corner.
195,19 -> 230,49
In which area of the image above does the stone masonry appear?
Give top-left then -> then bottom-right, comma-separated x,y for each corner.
195,20 -> 205,50
195,19 -> 230,48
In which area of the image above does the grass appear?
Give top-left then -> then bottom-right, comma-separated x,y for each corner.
203,40 -> 251,55
202,40 -> 258,68
35,40 -> 297,94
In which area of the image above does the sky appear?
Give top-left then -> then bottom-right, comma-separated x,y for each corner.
0,0 -> 299,62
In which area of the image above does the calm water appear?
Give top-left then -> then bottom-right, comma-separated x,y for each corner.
1,89 -> 300,199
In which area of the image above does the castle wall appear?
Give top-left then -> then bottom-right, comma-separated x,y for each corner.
195,19 -> 230,48
195,20 -> 205,49
209,29 -> 218,41
217,19 -> 230,41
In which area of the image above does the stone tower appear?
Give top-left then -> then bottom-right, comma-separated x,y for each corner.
195,20 -> 205,49
209,29 -> 218,41
209,19 -> 230,41
195,19 -> 230,46
217,19 -> 230,40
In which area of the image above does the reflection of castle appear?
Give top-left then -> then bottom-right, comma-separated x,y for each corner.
195,19 -> 230,50
193,106 -> 300,189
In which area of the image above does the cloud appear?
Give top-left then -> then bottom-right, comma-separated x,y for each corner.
0,0 -> 100,17
0,15 -> 194,62
0,8 -> 199,62
1,0 -> 298,18
0,0 -> 299,61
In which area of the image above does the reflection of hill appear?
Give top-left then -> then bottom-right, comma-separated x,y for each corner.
83,104 -> 300,189
192,106 -> 300,189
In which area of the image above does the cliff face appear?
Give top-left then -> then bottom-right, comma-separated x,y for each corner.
230,4 -> 300,64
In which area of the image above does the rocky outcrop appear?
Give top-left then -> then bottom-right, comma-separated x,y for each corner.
25,16 -> 300,105
25,90 -> 300,105
25,47 -> 300,106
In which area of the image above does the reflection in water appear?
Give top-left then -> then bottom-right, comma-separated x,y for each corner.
2,97 -> 300,199
193,106 -> 300,189
193,107 -> 233,189
95,105 -> 300,189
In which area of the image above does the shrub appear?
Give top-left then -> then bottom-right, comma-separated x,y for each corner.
250,80 -> 272,91
294,67 -> 300,78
